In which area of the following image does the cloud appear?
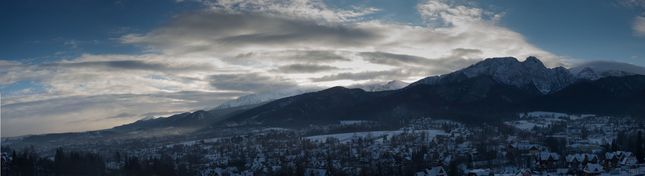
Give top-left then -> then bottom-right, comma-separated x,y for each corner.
0,60 -> 53,85
359,49 -> 481,75
209,73 -> 298,93
228,50 -> 351,65
617,0 -> 645,9
118,0 -> 562,83
124,0 -> 559,64
571,60 -> 645,75
199,0 -> 379,23
1,0 -> 565,136
121,11 -> 381,56
359,52 -> 433,67
45,60 -> 216,73
634,16 -> 645,37
14,54 -> 229,98
274,64 -> 339,73
451,48 -> 484,57
310,69 -> 420,82
417,0 -> 500,26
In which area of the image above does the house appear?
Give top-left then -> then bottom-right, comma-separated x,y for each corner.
583,163 -> 604,176
604,151 -> 632,168
467,169 -> 491,176
416,166 -> 448,176
304,168 -> 327,176
536,151 -> 560,169
620,156 -> 638,167
515,169 -> 533,176
566,153 -> 599,168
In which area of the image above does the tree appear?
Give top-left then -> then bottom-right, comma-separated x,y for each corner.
113,151 -> 122,163
635,131 -> 644,162
545,137 -> 565,154
448,161 -> 459,176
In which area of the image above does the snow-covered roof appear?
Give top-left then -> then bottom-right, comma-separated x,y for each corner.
583,163 -> 604,173
566,153 -> 598,162
537,151 -> 560,161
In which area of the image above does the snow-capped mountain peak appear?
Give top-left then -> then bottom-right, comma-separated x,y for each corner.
523,56 -> 545,68
574,67 -> 599,80
384,80 -> 409,89
414,56 -> 576,94
569,61 -> 645,80
350,80 -> 409,92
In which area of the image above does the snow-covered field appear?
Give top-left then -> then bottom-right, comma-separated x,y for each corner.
305,129 -> 447,143
505,120 -> 544,131
165,137 -> 225,147
520,111 -> 569,118
519,111 -> 596,120
505,118 -> 565,131
509,111 -> 599,131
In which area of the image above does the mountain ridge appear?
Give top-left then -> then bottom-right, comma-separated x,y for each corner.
224,56 -> 645,127
5,56 -> 645,146
412,56 -> 576,94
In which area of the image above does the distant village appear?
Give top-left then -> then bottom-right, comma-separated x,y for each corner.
2,112 -> 645,176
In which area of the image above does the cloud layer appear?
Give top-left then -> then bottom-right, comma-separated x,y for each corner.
1,0 -> 565,137
635,16 -> 645,37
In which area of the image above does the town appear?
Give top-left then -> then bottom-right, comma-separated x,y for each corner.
3,112 -> 644,176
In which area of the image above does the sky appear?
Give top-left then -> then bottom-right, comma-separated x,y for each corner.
1,0 -> 644,137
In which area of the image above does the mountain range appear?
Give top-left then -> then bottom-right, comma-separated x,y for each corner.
4,56 -> 645,147
221,56 -> 645,127
212,80 -> 409,110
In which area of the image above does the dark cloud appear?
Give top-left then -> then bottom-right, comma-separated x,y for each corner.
52,60 -> 214,72
359,52 -> 432,67
107,112 -> 138,119
310,69 -> 418,82
273,64 -> 339,73
229,50 -> 350,64
123,11 -> 381,54
209,73 -> 297,92
359,49 -> 481,74
288,50 -> 350,62
451,48 -> 483,57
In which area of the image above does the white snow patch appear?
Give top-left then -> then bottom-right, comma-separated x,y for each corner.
305,130 -> 447,143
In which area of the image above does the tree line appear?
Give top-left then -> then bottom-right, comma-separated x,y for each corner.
1,147 -> 193,176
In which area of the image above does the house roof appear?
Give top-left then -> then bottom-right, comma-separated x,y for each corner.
583,163 -> 604,173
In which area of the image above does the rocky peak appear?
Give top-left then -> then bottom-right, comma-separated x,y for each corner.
523,56 -> 545,67
350,80 -> 409,92
575,67 -> 599,80
414,56 -> 576,94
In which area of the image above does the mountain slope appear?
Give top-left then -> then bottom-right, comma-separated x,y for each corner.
569,61 -> 645,80
3,104 -> 258,148
225,57 -> 645,127
224,87 -> 385,126
114,104 -> 257,132
530,75 -> 645,115
350,80 -> 409,92
214,87 -> 319,109
225,75 -> 543,126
